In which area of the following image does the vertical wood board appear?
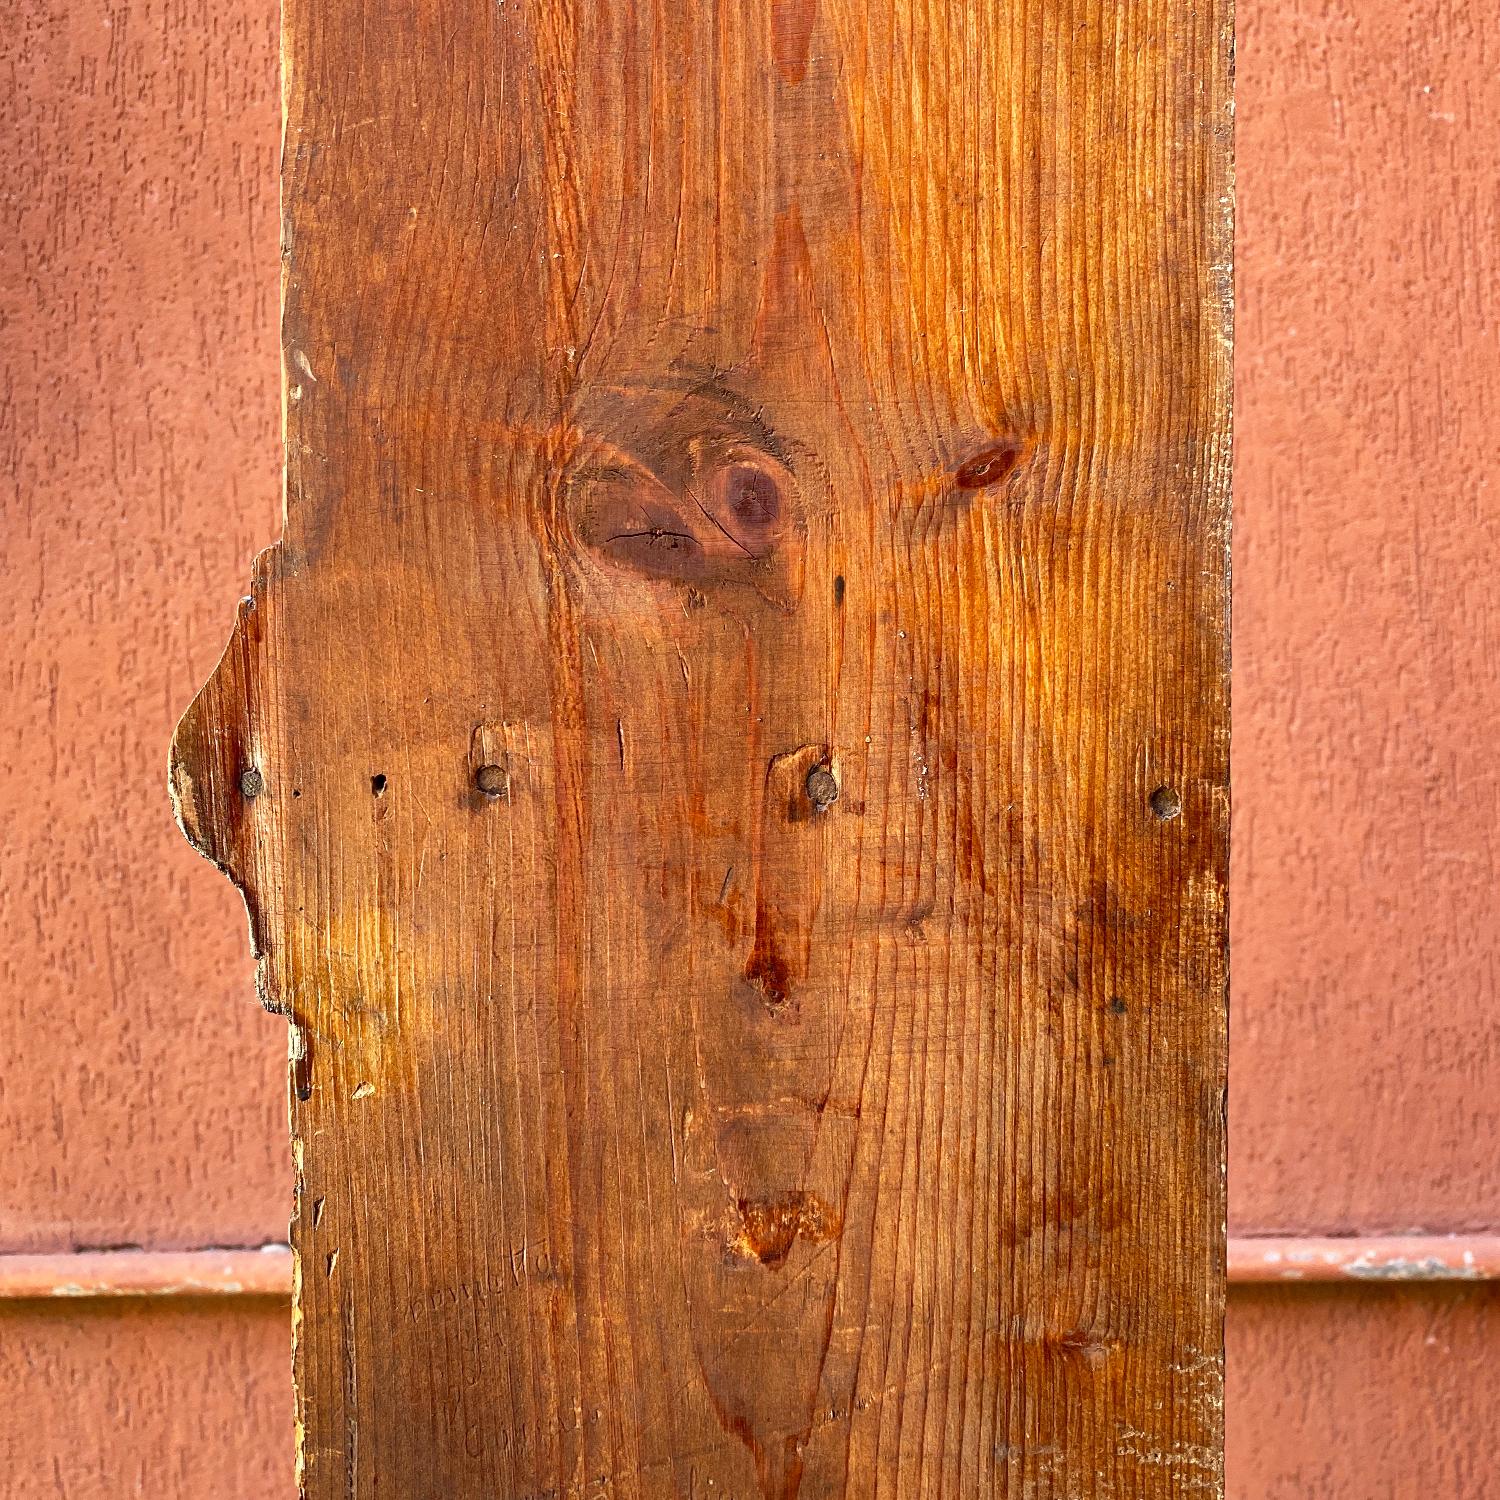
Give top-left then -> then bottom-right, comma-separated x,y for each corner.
172,0 -> 1231,1493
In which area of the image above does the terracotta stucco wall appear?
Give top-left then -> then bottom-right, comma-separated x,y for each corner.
1232,0 -> 1500,1238
2,0 -> 284,1254
2,0 -> 1496,1492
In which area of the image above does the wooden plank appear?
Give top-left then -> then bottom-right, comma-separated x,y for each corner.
170,0 -> 1231,1492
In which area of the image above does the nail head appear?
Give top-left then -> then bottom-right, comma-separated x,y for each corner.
475,763 -> 510,798
806,765 -> 839,812
1149,785 -> 1182,821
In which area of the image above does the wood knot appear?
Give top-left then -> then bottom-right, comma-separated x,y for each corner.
713,460 -> 782,533
954,440 -> 1025,491
726,1190 -> 840,1269
564,426 -> 804,608
744,947 -> 793,1014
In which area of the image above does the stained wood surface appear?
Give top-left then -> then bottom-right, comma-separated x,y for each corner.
170,0 -> 1231,1494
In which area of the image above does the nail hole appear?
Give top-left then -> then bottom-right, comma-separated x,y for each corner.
806,764 -> 839,812
1149,786 -> 1182,821
1109,997 -> 1128,1016
238,768 -> 264,799
475,763 -> 510,799
370,773 -> 387,796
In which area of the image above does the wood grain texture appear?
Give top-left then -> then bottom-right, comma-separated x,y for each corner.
171,0 -> 1231,1494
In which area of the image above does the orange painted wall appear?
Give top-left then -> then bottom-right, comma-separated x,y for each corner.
2,0 -> 1496,1493
1227,1286 -> 1500,1497
0,1301 -> 291,1498
2,0 -> 285,1254
1232,0 -> 1500,1239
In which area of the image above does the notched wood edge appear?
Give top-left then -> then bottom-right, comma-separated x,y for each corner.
169,535 -> 306,1477
168,542 -> 282,973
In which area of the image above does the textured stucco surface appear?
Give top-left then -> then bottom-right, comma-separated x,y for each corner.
1,0 -> 1496,1490
1232,0 -> 1500,1232
1227,1286 -> 1500,1497
1,0 -> 285,1251
0,1300 -> 291,1498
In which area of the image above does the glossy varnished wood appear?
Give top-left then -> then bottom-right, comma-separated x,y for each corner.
171,0 -> 1231,1493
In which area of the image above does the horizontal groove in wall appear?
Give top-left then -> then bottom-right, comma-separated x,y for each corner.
2,1236 -> 1497,1300
0,1248 -> 293,1299
1228,1234 -> 1500,1283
